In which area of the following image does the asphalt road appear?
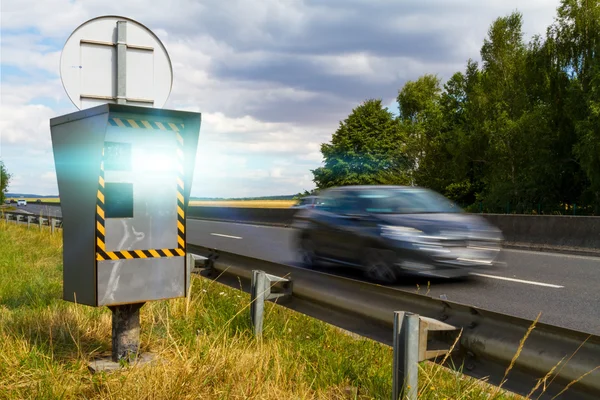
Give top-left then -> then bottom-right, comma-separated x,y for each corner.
187,219 -> 600,336
8,203 -> 62,217
10,205 -> 599,334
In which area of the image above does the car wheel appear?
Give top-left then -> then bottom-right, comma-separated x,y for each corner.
362,248 -> 399,284
298,237 -> 320,268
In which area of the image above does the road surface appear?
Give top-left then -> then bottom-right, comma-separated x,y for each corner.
11,204 -> 599,334
10,203 -> 62,217
187,219 -> 600,335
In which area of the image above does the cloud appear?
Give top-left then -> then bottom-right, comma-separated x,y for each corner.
0,0 -> 561,197
0,104 -> 56,148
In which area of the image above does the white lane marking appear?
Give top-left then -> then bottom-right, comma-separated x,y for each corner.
470,273 -> 564,288
210,233 -> 243,240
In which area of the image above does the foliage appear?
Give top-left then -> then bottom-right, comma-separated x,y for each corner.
312,0 -> 600,214
0,161 -> 11,205
312,99 -> 411,189
293,189 -> 320,200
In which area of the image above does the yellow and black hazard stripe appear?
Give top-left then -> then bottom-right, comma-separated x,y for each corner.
175,127 -> 186,254
108,117 -> 184,131
96,117 -> 187,262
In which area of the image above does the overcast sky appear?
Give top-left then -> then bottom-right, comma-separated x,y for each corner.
1,0 -> 560,198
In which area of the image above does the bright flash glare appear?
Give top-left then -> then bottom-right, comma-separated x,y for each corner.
132,147 -> 178,173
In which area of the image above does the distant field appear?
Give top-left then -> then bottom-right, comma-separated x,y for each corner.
6,198 -> 295,208
6,197 -> 60,203
189,200 -> 296,208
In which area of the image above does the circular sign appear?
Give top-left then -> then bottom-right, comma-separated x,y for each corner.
60,15 -> 173,110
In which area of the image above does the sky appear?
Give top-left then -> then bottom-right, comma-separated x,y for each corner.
1,0 -> 561,198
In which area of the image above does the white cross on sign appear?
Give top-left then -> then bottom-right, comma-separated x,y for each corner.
80,21 -> 154,106
59,16 -> 173,110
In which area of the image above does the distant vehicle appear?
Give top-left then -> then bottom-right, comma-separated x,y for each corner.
36,199 -> 41,203
292,185 -> 504,283
17,198 -> 27,207
291,195 -> 320,209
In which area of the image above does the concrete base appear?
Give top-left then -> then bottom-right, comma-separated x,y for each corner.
88,352 -> 158,374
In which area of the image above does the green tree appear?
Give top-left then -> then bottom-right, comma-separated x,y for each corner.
438,65 -> 487,205
312,99 -> 410,188
397,74 -> 446,190
551,0 -> 600,210
0,160 -> 11,204
472,11 -> 561,211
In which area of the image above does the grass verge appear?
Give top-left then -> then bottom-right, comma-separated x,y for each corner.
0,222 -> 524,399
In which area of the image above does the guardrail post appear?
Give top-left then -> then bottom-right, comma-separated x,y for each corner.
50,218 -> 55,234
186,253 -> 210,296
38,217 -> 43,230
27,216 -> 32,229
393,311 -> 419,400
250,270 -> 292,337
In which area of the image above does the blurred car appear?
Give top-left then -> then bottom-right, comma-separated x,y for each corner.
17,198 -> 27,207
291,195 -> 320,209
292,185 -> 504,282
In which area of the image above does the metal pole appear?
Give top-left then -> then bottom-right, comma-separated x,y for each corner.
186,253 -> 193,297
51,218 -> 55,234
392,311 -> 419,400
109,303 -> 144,363
27,216 -> 31,229
116,21 -> 127,104
250,270 -> 267,337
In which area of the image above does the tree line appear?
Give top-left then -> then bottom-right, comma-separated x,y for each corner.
312,0 -> 599,215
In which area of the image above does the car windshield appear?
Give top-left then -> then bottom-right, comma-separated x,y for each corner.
355,189 -> 462,214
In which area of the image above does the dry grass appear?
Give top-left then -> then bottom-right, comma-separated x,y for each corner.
0,221 -> 532,399
189,200 -> 297,208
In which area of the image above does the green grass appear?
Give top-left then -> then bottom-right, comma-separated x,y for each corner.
0,222 -> 524,399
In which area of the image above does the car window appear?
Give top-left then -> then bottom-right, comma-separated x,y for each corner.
315,195 -> 338,211
356,189 -> 461,214
316,191 -> 363,215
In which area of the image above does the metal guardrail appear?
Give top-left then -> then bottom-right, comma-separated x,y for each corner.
188,244 -> 600,400
2,211 -> 62,232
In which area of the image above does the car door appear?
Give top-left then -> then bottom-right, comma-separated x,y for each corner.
325,191 -> 374,264
308,190 -> 347,260
311,189 -> 363,263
